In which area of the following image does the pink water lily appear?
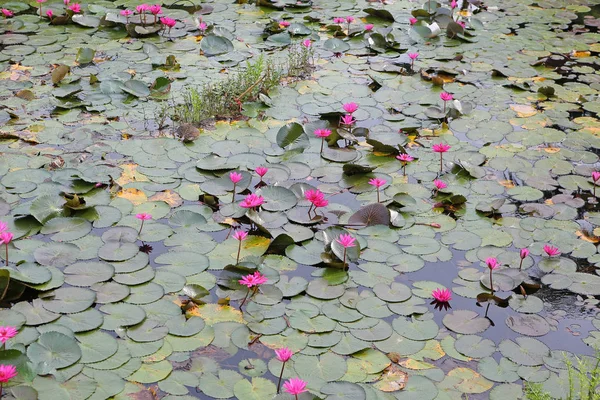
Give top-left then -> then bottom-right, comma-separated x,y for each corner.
240,193 -> 264,209
519,248 -> 530,270
149,4 -> 161,15
485,257 -> 500,294
161,16 -> 176,36
135,213 -> 152,236
440,92 -> 453,113
451,0 -> 458,8
64,0 -> 70,4
284,377 -> 308,398
543,245 -> 560,257
343,102 -> 359,114
431,288 -> 452,310
198,21 -> 207,32
0,232 -> 13,267
336,233 -> 356,266
255,167 -> 268,179
305,189 -> 327,215
409,17 -> 417,25
46,9 -> 53,19
238,271 -> 268,310
37,0 -> 47,17
1,9 -> 13,18
396,154 -> 413,176
346,16 -> 355,23
432,143 -> 451,172
230,171 -> 243,202
593,172 -> 600,197
136,4 -> 149,13
279,20 -> 290,27
333,17 -> 345,24
457,20 -> 466,28
369,178 -> 386,203
302,39 -> 311,48
0,364 -> 17,383
275,347 -> 293,393
233,230 -> 248,264
314,128 -> 332,154
340,114 -> 355,126
433,179 -> 447,190
408,52 -> 419,69
68,3 -> 81,13
364,24 -> 374,31
120,9 -> 132,16
0,326 -> 17,345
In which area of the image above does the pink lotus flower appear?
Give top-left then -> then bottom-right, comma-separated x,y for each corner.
68,3 -> 81,13
1,9 -> 13,18
46,9 -> 53,18
408,52 -> 419,60
198,21 -> 207,32
275,347 -> 293,362
160,16 -> 177,28
0,222 -> 7,232
0,232 -> 13,245
432,143 -> 451,153
432,288 -> 452,302
409,17 -> 418,25
333,17 -> 345,24
239,271 -> 268,288
233,230 -> 248,241
486,257 -> 500,270
450,0 -> 458,8
120,9 -> 133,17
240,193 -> 265,209
0,326 -> 17,344
369,178 -> 386,188
342,102 -> 359,113
302,39 -> 311,48
136,4 -> 149,13
593,172 -> 600,182
364,24 -> 374,31
283,377 -> 308,396
0,365 -> 17,383
543,245 -> 560,257
305,189 -> 325,205
433,179 -> 447,190
440,92 -> 453,102
149,4 -> 162,15
346,16 -> 355,23
255,167 -> 268,178
279,20 -> 290,27
336,233 -> 356,248
136,213 -> 152,221
314,128 -> 332,138
230,172 -> 243,184
340,114 -> 355,126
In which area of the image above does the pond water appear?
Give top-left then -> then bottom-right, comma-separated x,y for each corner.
1,0 -> 600,399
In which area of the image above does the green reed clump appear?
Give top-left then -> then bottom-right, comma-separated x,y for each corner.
175,55 -> 282,124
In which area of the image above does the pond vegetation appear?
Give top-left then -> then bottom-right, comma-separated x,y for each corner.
1,0 -> 600,399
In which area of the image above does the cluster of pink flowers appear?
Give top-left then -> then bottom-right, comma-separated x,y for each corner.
340,102 -> 358,128
0,326 -> 17,385
305,189 -> 328,209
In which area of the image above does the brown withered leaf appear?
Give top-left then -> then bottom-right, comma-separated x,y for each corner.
51,64 -> 70,85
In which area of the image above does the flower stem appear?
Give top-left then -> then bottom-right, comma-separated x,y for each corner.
402,164 -> 406,176
276,362 -> 286,393
295,395 -> 298,400
236,241 -> 242,264
320,137 -> 324,154
138,220 -> 144,236
443,101 -> 446,114
232,183 -> 237,203
239,287 -> 250,310
518,258 -> 523,270
440,153 -> 443,172
4,243 -> 7,267
489,269 -> 494,295
343,248 -> 347,267
376,188 -> 380,203
594,183 -> 596,197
